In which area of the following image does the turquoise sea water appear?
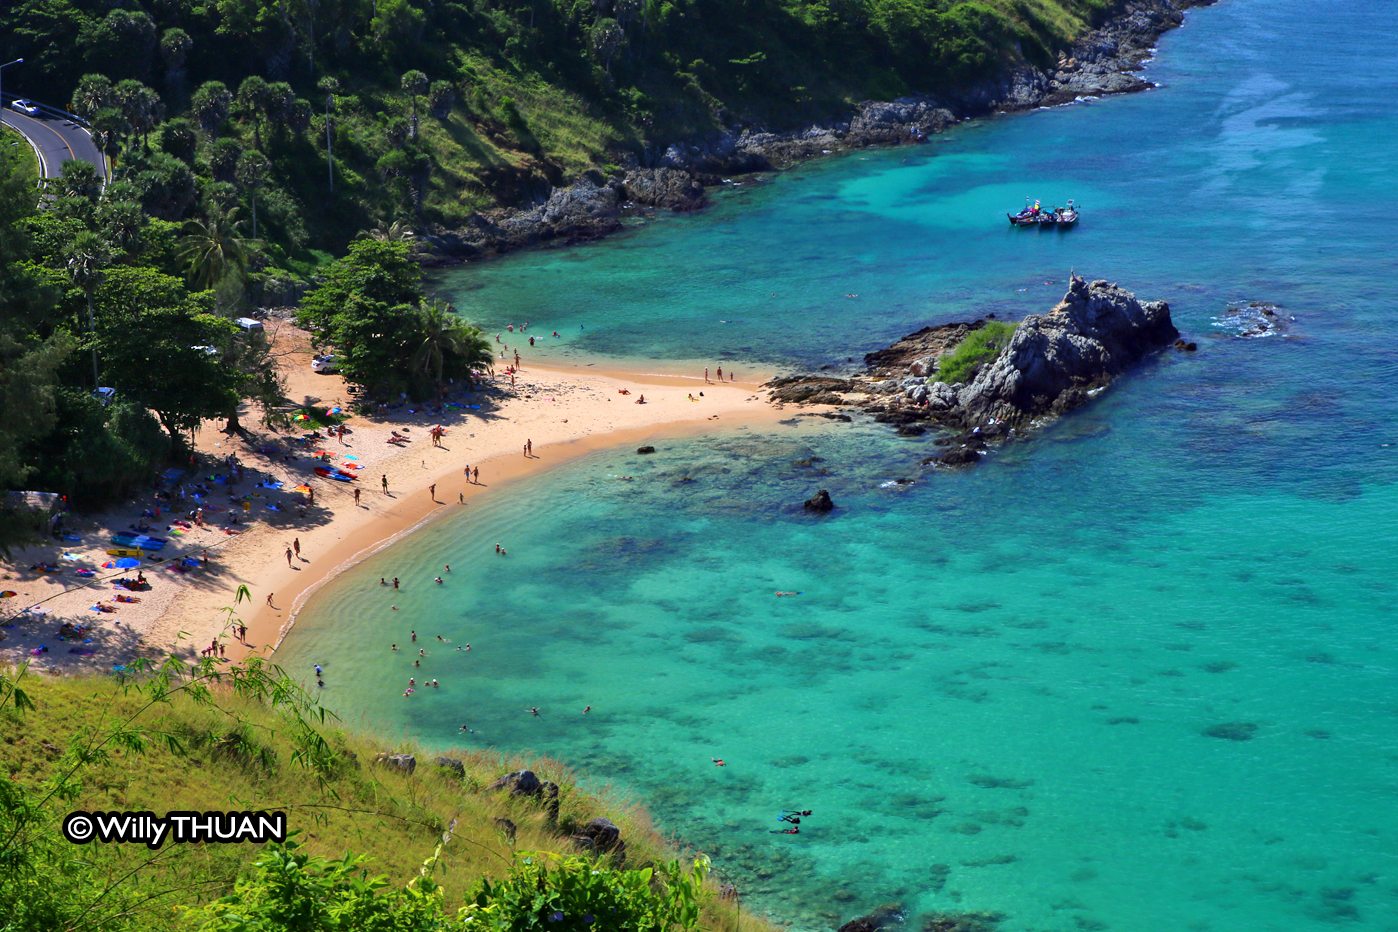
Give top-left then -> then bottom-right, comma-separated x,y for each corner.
282,1 -> 1398,928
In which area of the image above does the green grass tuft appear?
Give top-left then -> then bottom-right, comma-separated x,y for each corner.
935,320 -> 1018,385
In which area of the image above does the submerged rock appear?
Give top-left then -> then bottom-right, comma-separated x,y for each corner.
838,903 -> 906,931
1203,722 -> 1258,742
804,489 -> 835,513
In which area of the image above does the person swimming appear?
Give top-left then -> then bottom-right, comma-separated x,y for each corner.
770,826 -> 799,835
778,813 -> 801,824
711,758 -> 726,767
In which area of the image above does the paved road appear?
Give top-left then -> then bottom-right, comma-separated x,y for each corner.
2,107 -> 107,181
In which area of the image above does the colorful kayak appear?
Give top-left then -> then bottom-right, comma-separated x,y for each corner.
314,466 -> 356,482
106,548 -> 150,558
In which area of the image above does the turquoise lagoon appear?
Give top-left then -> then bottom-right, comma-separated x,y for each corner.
280,1 -> 1398,928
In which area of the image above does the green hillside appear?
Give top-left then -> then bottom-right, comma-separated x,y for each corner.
0,647 -> 774,931
3,0 -> 1115,267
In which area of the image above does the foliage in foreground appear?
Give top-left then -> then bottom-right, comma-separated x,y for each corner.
182,842 -> 711,931
934,320 -> 1017,385
0,590 -> 763,932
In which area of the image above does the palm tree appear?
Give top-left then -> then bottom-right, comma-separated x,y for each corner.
178,208 -> 248,292
401,70 -> 428,140
65,232 -> 112,388
234,150 -> 270,240
318,76 -> 339,192
409,301 -> 493,391
360,219 -> 415,242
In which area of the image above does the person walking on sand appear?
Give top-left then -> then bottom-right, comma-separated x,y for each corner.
473,466 -> 480,483
704,367 -> 710,383
382,474 -> 389,493
429,483 -> 436,501
459,491 -> 464,504
716,366 -> 723,381
464,464 -> 471,481
354,488 -> 361,506
293,537 -> 301,559
266,592 -> 274,606
285,547 -> 293,567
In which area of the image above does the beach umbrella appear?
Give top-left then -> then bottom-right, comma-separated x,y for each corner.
115,557 -> 140,569
294,414 -> 310,422
326,406 -> 342,416
102,561 -> 117,569
293,484 -> 312,494
0,591 -> 16,598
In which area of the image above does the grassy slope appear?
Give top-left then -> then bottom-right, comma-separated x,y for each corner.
1,124 -> 40,189
0,672 -> 773,931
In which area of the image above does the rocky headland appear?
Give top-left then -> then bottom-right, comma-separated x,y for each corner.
422,0 -> 1217,262
767,276 -> 1182,466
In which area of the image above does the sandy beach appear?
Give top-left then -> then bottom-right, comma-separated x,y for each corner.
0,322 -> 793,674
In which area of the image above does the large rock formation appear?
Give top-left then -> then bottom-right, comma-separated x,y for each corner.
955,276 -> 1177,427
766,277 -> 1181,467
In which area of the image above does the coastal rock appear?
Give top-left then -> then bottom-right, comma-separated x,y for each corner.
923,911 -> 1005,932
435,756 -> 466,777
838,904 -> 906,931
1215,301 -> 1292,338
804,489 -> 835,513
636,445 -> 656,455
769,278 -> 1176,469
955,276 -> 1178,428
847,98 -> 957,145
374,753 -> 417,775
487,769 -> 543,796
541,781 -> 561,825
620,167 -> 707,212
572,817 -> 626,863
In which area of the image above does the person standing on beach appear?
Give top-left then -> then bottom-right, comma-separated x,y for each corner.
473,466 -> 480,483
716,366 -> 723,381
382,474 -> 389,494
285,547 -> 293,567
293,538 -> 301,559
464,464 -> 471,482
429,483 -> 436,501
354,488 -> 361,506
704,367 -> 710,383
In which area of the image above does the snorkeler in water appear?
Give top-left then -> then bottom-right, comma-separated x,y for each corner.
769,826 -> 800,835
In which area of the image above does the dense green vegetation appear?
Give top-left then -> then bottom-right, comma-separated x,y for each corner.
3,0 -> 1115,267
0,598 -> 768,931
0,131 -> 488,551
934,319 -> 1016,384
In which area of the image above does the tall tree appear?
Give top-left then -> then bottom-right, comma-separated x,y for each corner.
178,207 -> 248,291
400,69 -> 428,140
234,151 -> 271,240
235,76 -> 272,149
317,76 -> 339,192
63,231 -> 112,389
70,73 -> 115,123
90,266 -> 240,439
190,81 -> 233,137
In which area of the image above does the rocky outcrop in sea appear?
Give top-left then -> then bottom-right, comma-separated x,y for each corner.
420,0 -> 1217,261
767,277 -> 1181,467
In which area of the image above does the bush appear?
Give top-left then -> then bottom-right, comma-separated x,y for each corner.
935,320 -> 1016,385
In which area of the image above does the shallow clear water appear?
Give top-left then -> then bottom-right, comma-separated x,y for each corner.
283,1 -> 1398,928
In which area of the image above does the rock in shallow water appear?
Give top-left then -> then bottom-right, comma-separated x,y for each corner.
803,489 -> 835,513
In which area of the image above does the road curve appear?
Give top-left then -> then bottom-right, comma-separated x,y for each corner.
2,107 -> 108,182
